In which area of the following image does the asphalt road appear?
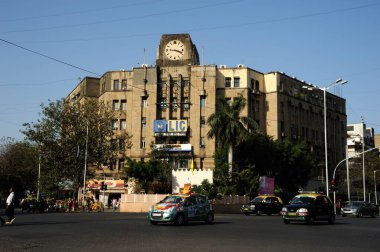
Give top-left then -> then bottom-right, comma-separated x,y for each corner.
0,212 -> 379,252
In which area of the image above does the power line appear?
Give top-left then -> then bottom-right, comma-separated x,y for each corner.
0,0 -> 165,23
0,78 -> 78,87
0,0 -> 244,34
0,38 -> 101,76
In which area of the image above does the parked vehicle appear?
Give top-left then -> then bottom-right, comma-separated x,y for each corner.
280,192 -> 335,224
148,194 -> 214,225
341,201 -> 377,218
241,195 -> 283,216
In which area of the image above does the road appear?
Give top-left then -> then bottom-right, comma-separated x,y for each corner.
0,212 -> 379,251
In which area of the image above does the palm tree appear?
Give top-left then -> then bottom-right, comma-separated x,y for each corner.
207,95 -> 258,175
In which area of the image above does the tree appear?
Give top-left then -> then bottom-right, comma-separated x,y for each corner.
0,138 -> 38,199
22,98 -> 132,197
207,95 -> 258,175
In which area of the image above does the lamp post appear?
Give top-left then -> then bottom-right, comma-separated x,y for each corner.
374,170 -> 380,205
303,78 -> 348,198
37,152 -> 41,201
332,146 -> 379,214
82,123 -> 89,209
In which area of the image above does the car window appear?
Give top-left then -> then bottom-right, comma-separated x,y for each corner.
265,198 -> 271,203
197,196 -> 207,204
290,196 -> 315,205
161,196 -> 183,203
252,197 -> 264,203
271,197 -> 279,203
189,196 -> 197,205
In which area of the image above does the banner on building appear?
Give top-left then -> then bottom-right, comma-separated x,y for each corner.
258,176 -> 274,195
87,179 -> 125,189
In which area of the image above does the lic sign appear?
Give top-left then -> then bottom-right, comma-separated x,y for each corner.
154,120 -> 187,135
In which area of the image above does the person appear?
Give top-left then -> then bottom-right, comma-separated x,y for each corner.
112,198 -> 117,211
1,187 -> 16,226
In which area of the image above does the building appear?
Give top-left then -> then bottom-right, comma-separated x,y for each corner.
347,123 -> 375,158
67,33 -> 347,193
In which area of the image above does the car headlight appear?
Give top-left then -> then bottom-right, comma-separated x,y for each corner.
296,208 -> 309,216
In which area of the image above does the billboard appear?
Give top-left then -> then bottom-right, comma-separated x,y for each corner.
154,119 -> 187,135
258,176 -> 274,195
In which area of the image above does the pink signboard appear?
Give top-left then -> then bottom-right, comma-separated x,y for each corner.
259,176 -> 274,194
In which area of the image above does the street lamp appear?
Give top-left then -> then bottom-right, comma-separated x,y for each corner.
374,170 -> 380,205
82,122 -> 89,209
303,78 -> 348,197
332,146 -> 379,214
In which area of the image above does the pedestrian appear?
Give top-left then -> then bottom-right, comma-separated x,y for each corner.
1,187 -> 16,226
112,198 -> 117,211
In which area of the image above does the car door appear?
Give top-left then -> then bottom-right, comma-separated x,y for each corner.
314,196 -> 328,219
185,196 -> 198,221
195,195 -> 208,220
270,197 -> 281,214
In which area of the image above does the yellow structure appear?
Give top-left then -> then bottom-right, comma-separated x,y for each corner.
67,34 -> 347,191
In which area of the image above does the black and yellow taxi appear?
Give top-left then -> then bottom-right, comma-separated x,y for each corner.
241,195 -> 283,216
280,192 -> 335,224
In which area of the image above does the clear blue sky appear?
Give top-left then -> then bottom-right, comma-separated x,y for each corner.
1,0 -> 379,140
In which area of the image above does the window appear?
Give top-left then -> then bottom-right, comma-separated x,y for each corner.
120,119 -> 126,130
113,80 -> 119,91
112,120 -> 118,130
172,98 -> 178,109
200,158 -> 204,170
250,79 -> 255,89
200,96 -> 206,108
183,97 -> 189,110
112,100 -> 119,110
121,79 -> 127,90
255,80 -> 259,91
200,137 -> 205,147
141,117 -> 146,127
200,116 -> 206,128
121,100 -> 126,111
179,159 -> 189,169
225,77 -> 231,88
234,77 -> 240,88
225,98 -> 231,105
118,159 -> 125,170
141,137 -> 146,149
160,99 -> 167,109
119,139 -> 125,150
142,97 -> 147,108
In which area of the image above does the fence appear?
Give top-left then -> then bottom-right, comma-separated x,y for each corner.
119,194 -> 249,213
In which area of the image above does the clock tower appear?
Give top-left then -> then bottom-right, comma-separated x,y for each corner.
156,34 -> 199,67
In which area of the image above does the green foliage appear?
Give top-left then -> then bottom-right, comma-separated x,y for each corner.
213,133 -> 316,201
21,98 -> 132,196
125,158 -> 171,194
0,138 -> 38,198
191,179 -> 218,199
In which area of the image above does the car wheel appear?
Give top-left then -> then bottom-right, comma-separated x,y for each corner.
341,214 -> 346,217
307,216 -> 315,225
283,219 -> 290,224
150,220 -> 158,225
356,212 -> 362,218
175,214 -> 185,226
328,215 -> 335,224
205,213 -> 214,224
256,210 -> 262,216
371,212 -> 376,218
267,213 -> 272,216
244,213 -> 249,216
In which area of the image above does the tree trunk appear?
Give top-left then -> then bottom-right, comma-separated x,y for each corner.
228,144 -> 233,175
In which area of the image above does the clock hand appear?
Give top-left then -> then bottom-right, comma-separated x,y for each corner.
170,49 -> 183,54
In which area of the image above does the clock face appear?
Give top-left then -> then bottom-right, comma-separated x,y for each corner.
165,40 -> 185,60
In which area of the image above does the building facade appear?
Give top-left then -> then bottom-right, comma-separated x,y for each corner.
67,34 -> 347,192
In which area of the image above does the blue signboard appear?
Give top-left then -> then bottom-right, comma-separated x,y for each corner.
154,120 -> 167,133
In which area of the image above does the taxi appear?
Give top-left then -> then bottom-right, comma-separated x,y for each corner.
241,195 -> 283,216
280,192 -> 335,224
148,194 -> 214,225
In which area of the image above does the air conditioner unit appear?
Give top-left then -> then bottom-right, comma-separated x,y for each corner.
237,64 -> 244,68
220,64 -> 227,69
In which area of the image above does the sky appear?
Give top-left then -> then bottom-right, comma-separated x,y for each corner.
1,0 -> 379,140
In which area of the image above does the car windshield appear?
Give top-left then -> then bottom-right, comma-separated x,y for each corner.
290,196 -> 315,205
251,197 -> 263,203
160,196 -> 183,204
344,202 -> 363,208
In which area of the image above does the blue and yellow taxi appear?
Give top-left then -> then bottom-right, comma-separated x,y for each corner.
241,195 -> 283,216
148,194 -> 214,225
